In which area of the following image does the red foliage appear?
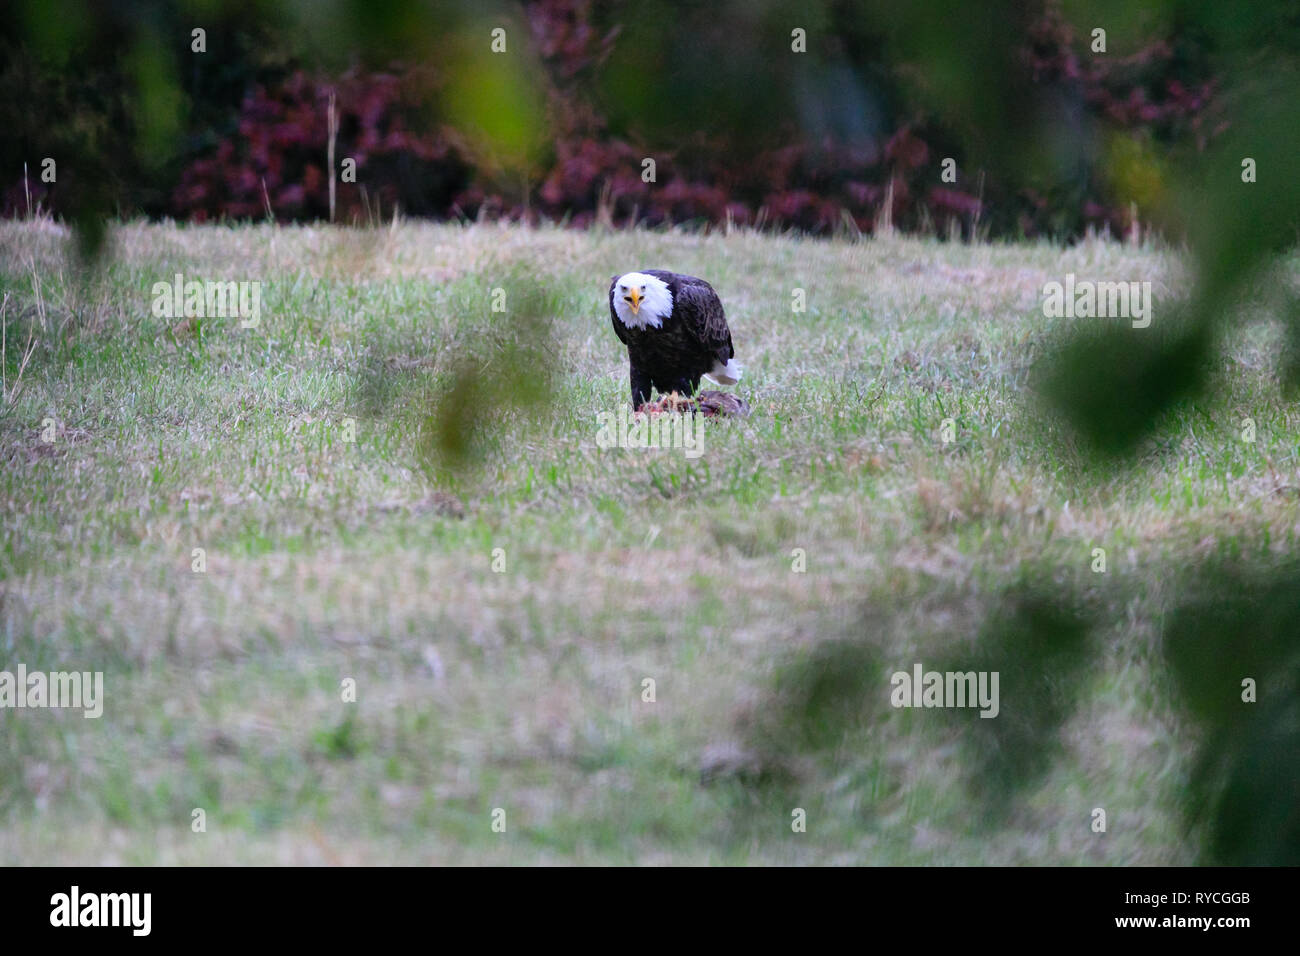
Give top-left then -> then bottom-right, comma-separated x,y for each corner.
165,1 -> 1218,237
173,68 -> 468,223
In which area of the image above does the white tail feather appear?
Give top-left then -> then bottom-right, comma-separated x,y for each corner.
705,358 -> 742,385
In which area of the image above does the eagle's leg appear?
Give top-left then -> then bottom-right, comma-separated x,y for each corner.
646,375 -> 704,413
669,375 -> 703,398
630,364 -> 653,410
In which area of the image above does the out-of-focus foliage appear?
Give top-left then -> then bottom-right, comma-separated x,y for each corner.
1034,1 -> 1300,453
5,0 -> 1300,866
173,68 -> 471,222
416,268 -> 561,481
1035,311 -> 1215,458
937,589 -> 1096,811
1163,560 -> 1300,865
717,0 -> 1299,865
4,0 -> 1222,239
764,635 -> 887,753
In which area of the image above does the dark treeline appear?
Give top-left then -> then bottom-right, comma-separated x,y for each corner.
0,0 -> 1250,239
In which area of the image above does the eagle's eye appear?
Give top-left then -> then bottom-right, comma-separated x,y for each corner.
623,296 -> 633,302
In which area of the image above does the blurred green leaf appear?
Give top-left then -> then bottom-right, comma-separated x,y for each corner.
939,586 -> 1095,810
1163,560 -> 1300,864
1035,313 -> 1214,458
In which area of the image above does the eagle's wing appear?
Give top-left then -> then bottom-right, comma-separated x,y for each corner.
645,270 -> 734,364
608,275 -> 630,345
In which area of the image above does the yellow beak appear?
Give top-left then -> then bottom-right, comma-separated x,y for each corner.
627,288 -> 642,314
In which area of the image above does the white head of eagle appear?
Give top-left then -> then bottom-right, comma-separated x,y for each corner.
612,272 -> 673,329
608,269 -> 742,408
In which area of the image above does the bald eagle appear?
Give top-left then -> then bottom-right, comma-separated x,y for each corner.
609,270 -> 742,409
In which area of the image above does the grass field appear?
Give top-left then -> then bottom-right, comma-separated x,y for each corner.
1,219 -> 1296,864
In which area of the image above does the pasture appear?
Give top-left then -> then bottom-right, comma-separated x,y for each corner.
2,220 -> 1294,863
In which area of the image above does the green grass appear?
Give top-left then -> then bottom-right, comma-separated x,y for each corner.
1,218 -> 1296,863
